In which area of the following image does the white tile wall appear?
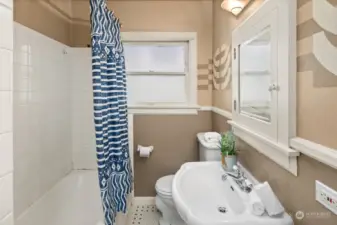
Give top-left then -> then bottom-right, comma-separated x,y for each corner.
0,1 -> 13,225
0,3 -> 13,50
13,23 -> 72,218
0,213 -> 13,225
0,133 -> 13,177
70,49 -> 97,170
0,174 -> 13,219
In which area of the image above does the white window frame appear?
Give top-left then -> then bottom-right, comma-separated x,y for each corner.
229,0 -> 300,175
121,32 -> 198,115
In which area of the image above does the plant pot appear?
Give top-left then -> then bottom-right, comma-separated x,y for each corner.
224,155 -> 237,172
221,154 -> 226,166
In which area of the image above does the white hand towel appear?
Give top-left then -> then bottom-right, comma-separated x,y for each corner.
254,182 -> 284,216
250,202 -> 265,216
248,190 -> 265,216
204,132 -> 221,142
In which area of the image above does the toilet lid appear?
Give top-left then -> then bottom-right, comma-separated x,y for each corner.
155,175 -> 174,195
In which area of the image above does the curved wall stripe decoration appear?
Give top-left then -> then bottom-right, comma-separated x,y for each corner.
298,54 -> 337,87
297,1 -> 312,25
197,59 -> 213,91
313,0 -> 337,35
212,44 -> 231,90
297,0 -> 337,87
297,36 -> 313,56
313,31 -> 337,76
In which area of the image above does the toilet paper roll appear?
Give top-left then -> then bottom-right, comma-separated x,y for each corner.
137,145 -> 154,158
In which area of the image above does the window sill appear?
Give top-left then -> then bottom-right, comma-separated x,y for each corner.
228,120 -> 300,176
128,104 -> 200,115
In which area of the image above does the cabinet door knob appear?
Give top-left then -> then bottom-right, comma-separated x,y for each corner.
268,84 -> 279,92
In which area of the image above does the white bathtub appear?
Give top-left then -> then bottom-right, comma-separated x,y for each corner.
15,170 -> 129,225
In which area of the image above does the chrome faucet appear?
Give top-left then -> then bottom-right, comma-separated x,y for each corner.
222,165 -> 253,193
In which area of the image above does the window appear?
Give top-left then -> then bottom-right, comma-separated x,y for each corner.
122,32 -> 198,114
230,0 -> 299,175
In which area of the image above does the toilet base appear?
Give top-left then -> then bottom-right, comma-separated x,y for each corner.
159,218 -> 186,225
156,196 -> 186,225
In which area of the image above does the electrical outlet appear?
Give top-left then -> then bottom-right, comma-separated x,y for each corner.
316,180 -> 337,215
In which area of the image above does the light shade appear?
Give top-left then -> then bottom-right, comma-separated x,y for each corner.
221,0 -> 251,16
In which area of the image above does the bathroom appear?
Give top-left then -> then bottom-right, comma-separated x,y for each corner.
0,0 -> 337,225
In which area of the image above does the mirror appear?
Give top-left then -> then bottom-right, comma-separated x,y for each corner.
238,27 -> 272,122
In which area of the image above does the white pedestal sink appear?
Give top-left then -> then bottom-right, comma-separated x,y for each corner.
172,162 -> 293,225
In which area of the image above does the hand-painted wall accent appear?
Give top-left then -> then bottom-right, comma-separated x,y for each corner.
212,44 -> 231,90
297,0 -> 337,87
197,60 -> 213,91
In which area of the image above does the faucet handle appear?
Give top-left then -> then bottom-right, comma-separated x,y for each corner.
232,165 -> 242,177
232,165 -> 239,172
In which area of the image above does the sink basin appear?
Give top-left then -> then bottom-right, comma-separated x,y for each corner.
172,162 -> 293,225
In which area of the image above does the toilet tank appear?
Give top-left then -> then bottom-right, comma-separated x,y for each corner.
197,133 -> 221,161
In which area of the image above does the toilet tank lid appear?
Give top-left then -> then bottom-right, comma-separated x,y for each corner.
155,175 -> 174,194
197,133 -> 220,150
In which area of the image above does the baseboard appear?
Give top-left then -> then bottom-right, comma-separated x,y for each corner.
132,196 -> 156,205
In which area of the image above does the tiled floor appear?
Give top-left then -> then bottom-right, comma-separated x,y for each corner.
127,203 -> 160,225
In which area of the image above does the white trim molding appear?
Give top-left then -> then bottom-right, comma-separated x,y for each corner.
290,138 -> 337,170
122,32 -> 198,110
229,120 -> 300,176
127,105 -> 232,116
199,106 -> 233,119
128,105 -> 200,115
212,107 -> 233,120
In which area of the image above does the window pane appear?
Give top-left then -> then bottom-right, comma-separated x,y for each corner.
124,44 -> 186,73
127,75 -> 186,104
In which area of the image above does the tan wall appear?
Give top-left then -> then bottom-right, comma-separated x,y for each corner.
71,0 -> 214,106
133,112 -> 212,196
14,0 -> 214,105
213,113 -> 337,225
14,0 -> 72,45
297,0 -> 337,149
212,0 -> 337,224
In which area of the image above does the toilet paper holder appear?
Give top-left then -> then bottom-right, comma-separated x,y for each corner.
137,145 -> 154,157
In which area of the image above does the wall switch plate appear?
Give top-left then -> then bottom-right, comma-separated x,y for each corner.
315,180 -> 337,215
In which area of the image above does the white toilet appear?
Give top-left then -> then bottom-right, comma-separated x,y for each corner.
155,133 -> 221,225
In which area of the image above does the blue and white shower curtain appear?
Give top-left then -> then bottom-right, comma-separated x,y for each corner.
90,1 -> 132,224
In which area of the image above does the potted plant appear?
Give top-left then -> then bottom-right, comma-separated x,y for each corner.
219,131 -> 238,171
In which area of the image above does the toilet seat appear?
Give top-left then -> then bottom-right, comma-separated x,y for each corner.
155,175 -> 174,197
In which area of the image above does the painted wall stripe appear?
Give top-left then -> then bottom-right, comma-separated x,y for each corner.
297,36 -> 313,56
297,1 -> 313,25
313,31 -> 337,75
313,0 -> 337,35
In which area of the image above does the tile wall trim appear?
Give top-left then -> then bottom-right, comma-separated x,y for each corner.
199,106 -> 233,119
291,138 -> 337,170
